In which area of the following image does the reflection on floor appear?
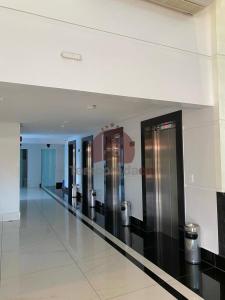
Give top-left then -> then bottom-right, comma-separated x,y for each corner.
47,187 -> 225,300
0,188 -> 181,300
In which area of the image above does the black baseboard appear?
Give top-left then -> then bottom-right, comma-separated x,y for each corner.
44,186 -> 225,275
130,216 -> 144,230
73,196 -> 225,273
96,200 -> 104,208
201,247 -> 225,272
51,194 -> 188,300
217,192 -> 225,256
130,217 -> 225,273
95,200 -> 105,215
61,187 -> 68,194
56,182 -> 63,189
201,248 -> 216,266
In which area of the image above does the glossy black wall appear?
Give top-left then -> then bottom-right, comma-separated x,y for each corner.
217,192 -> 225,257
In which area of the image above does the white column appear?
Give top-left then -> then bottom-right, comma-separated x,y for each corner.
0,122 -> 20,221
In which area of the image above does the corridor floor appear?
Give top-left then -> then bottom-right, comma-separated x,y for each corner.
0,189 -> 202,300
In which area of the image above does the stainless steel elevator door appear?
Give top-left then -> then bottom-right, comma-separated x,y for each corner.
144,128 -> 156,231
82,138 -> 93,202
86,141 -> 93,199
105,129 -> 124,212
111,134 -> 121,209
72,147 -> 76,186
154,124 -> 178,239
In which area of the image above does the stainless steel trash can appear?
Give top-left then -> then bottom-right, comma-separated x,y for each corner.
72,184 -> 76,198
90,189 -> 96,208
185,223 -> 201,264
72,184 -> 79,208
121,201 -> 131,226
89,207 -> 96,221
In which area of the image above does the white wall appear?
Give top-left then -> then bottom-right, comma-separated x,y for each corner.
21,144 -> 65,188
0,0 -> 219,252
182,108 -> 220,254
0,0 -> 212,54
214,0 -> 225,191
0,2 -> 213,105
0,122 -> 20,221
56,145 -> 65,183
65,106 -> 220,254
124,107 -> 221,254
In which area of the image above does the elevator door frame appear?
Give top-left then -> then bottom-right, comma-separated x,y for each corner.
141,111 -> 185,232
104,127 -> 125,212
82,135 -> 93,203
68,140 -> 76,205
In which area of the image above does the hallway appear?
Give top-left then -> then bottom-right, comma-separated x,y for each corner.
0,0 -> 225,299
0,188 -> 191,300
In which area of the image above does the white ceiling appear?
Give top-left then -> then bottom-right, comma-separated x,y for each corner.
0,82 -> 197,141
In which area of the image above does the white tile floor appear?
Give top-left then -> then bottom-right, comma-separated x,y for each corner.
0,189 -> 199,299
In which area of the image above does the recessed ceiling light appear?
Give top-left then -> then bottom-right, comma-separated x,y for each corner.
87,104 -> 97,110
60,124 -> 65,128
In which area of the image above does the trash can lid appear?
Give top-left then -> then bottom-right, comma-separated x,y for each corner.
185,223 -> 199,233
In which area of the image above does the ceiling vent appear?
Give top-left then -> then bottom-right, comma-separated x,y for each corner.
144,0 -> 213,14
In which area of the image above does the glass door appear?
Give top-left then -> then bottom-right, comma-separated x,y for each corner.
41,148 -> 56,187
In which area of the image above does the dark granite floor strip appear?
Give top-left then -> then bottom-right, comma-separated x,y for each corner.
44,187 -> 225,300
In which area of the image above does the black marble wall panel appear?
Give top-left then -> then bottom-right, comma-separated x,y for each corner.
217,192 -> 225,257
